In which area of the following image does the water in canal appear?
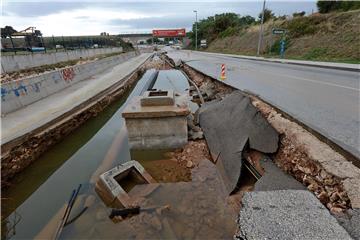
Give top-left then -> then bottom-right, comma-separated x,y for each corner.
3,69 -> 236,239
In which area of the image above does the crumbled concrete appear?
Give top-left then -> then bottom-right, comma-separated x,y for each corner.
199,91 -> 279,193
238,190 -> 352,240
254,157 -> 306,191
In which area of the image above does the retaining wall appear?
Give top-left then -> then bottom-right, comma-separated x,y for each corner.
1,51 -> 137,114
1,47 -> 123,73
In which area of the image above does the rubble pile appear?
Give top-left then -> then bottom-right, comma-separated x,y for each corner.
170,140 -> 211,170
143,54 -> 172,70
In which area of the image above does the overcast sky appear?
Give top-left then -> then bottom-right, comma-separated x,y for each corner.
2,1 -> 317,36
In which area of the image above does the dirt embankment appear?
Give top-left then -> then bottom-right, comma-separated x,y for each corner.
207,10 -> 360,62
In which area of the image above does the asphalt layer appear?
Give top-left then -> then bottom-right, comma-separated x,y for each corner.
254,157 -> 306,192
239,190 -> 352,240
199,91 -> 278,194
167,49 -> 360,161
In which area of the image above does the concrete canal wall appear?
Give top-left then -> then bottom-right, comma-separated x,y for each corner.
1,51 -> 137,114
1,47 -> 123,73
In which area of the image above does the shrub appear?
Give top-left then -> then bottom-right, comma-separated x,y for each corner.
303,47 -> 329,59
219,27 -> 239,38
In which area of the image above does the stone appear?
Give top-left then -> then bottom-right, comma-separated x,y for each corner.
186,161 -> 193,168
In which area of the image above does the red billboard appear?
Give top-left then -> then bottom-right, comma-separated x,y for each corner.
152,29 -> 186,37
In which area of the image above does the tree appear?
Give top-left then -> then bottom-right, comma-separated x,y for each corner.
1,26 -> 17,38
317,1 -> 341,13
258,9 -> 275,23
189,12 -> 257,48
239,15 -> 256,26
293,11 -> 306,17
317,1 -> 360,13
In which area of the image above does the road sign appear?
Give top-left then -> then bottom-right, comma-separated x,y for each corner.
272,28 -> 286,35
152,29 -> 186,37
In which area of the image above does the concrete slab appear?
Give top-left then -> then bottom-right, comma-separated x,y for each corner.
1,53 -> 152,144
122,95 -> 190,118
238,190 -> 352,240
199,91 -> 279,193
254,157 -> 306,191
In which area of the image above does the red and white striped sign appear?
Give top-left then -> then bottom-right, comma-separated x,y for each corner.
220,64 -> 226,80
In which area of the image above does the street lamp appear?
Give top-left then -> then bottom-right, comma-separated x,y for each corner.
257,0 -> 266,56
193,10 -> 198,50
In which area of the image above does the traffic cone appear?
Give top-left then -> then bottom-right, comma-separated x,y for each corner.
220,64 -> 226,80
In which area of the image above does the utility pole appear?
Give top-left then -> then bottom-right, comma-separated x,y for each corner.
194,10 -> 198,50
257,0 -> 266,56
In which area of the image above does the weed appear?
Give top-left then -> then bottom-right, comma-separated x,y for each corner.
303,47 -> 329,60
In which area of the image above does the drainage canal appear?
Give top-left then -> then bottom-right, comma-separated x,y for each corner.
3,60 -> 238,239
2,67 -> 161,239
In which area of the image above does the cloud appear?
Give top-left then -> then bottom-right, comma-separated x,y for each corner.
2,1 -> 317,36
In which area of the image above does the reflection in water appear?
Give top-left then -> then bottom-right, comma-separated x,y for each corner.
60,160 -> 236,239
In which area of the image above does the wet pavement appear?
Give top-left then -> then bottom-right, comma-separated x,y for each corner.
167,49 -> 360,161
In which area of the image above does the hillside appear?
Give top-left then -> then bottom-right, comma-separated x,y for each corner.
206,10 -> 360,63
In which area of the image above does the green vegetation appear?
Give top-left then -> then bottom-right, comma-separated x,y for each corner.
205,9 -> 360,63
303,47 -> 329,60
189,13 -> 255,47
259,9 -> 275,23
317,0 -> 360,13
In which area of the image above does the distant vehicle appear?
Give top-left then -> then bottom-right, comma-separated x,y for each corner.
55,45 -> 63,49
200,39 -> 207,48
175,45 -> 182,50
169,41 -> 174,45
92,44 -> 99,48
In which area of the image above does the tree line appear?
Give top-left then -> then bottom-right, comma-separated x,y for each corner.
189,1 -> 360,48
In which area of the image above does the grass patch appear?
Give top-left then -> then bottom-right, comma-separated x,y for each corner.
303,47 -> 329,60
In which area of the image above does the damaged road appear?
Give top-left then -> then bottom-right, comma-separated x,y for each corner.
198,91 -> 279,194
